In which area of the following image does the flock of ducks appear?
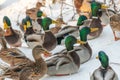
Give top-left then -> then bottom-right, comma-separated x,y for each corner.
0,0 -> 120,80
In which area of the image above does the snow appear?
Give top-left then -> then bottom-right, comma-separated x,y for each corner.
0,0 -> 120,80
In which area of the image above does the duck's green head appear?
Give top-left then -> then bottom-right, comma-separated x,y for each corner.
37,10 -> 46,18
77,15 -> 87,26
65,35 -> 77,51
25,16 -> 32,29
97,51 -> 109,69
3,16 -> 11,30
91,1 -> 109,17
41,17 -> 58,31
79,27 -> 98,44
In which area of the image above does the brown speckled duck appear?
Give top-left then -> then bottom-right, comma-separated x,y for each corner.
0,29 -> 29,67
3,16 -> 22,47
110,14 -> 120,41
26,2 -> 46,20
0,45 -> 50,80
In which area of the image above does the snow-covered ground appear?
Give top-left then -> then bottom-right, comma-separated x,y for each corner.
0,0 -> 120,80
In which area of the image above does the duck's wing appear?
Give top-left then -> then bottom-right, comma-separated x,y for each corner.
19,67 -> 33,80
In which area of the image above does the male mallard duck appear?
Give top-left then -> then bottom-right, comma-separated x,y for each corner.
24,16 -> 45,49
0,45 -> 50,80
88,0 -> 111,26
36,13 -> 58,51
75,26 -> 98,63
26,2 -> 46,20
77,15 -> 102,40
0,31 -> 30,67
3,16 -> 22,47
24,16 -> 56,51
47,26 -> 98,76
90,51 -> 118,80
46,35 -> 80,76
110,14 -> 120,41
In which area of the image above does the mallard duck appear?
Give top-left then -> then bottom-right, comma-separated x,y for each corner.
0,31 -> 30,67
110,14 -> 120,41
75,26 -> 99,63
0,45 -> 50,80
24,16 -> 45,49
47,26 -> 98,76
77,15 -> 103,40
3,16 -> 22,47
88,0 -> 111,25
46,35 -> 80,76
36,13 -> 58,51
26,2 -> 46,20
24,16 -> 56,51
90,51 -> 118,80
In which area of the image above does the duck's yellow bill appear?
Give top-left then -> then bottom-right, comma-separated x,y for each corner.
26,21 -> 31,28
23,25 -> 27,31
96,56 -> 99,59
3,22 -> 9,30
77,39 -> 86,44
101,4 -> 109,9
42,13 -> 47,17
52,20 -> 58,24
90,28 -> 99,32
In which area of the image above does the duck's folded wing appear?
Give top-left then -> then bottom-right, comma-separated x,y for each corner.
46,55 -> 72,70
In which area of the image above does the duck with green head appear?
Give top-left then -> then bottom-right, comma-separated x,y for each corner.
3,16 -> 22,47
89,0 -> 111,26
54,16 -> 85,45
75,27 -> 98,63
24,16 -> 45,49
77,14 -> 103,40
90,51 -> 118,80
36,11 -> 58,51
46,35 -> 80,76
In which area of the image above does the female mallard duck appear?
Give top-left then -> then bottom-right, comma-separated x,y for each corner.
90,51 -> 118,80
26,2 -> 46,20
110,14 -> 120,41
0,45 -> 50,80
3,16 -> 22,47
0,29 -> 30,67
46,35 -> 80,76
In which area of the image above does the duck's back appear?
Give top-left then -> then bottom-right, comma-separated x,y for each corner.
110,14 -> 120,31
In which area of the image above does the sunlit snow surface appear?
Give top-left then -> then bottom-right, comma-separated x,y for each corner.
0,0 -> 120,80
